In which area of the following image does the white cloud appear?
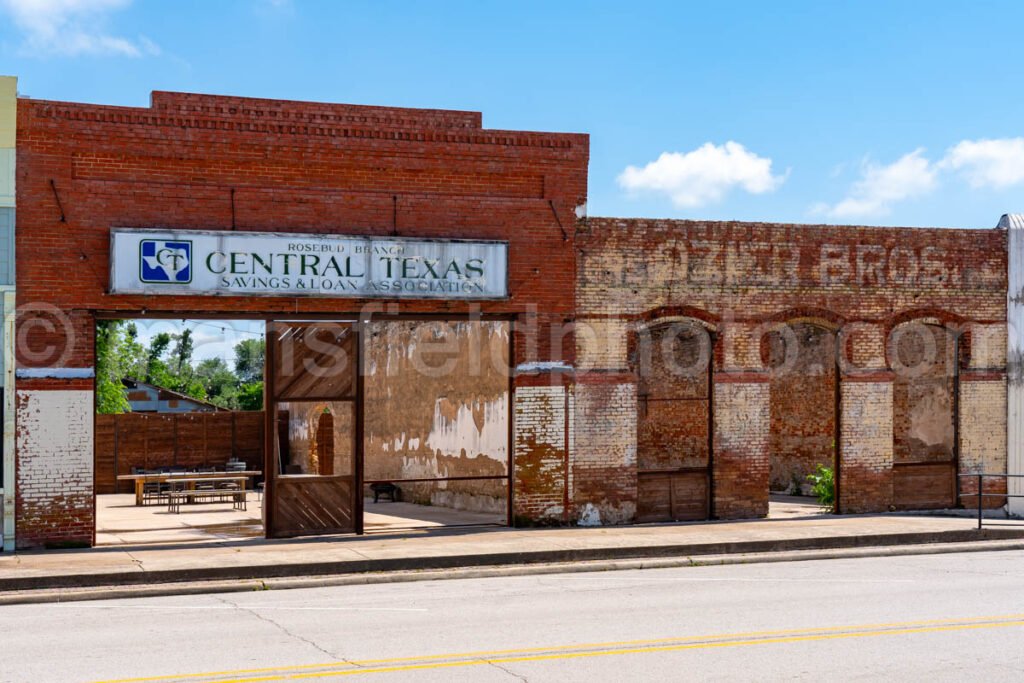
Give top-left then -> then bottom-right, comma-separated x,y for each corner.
818,148 -> 937,219
941,137 -> 1024,189
0,0 -> 158,57
617,141 -> 786,208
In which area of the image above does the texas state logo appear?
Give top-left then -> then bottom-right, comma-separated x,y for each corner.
140,239 -> 192,284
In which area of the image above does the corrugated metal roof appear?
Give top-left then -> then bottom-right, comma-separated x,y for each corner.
998,213 -> 1024,229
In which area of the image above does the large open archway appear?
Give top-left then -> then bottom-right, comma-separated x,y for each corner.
765,321 -> 839,516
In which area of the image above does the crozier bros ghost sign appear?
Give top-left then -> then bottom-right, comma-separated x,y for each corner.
108,229 -> 509,299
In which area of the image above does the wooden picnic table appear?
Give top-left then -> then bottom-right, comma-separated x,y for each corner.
115,471 -> 263,506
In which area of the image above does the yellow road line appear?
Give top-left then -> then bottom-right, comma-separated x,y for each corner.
92,613 -> 1024,683
197,619 -> 1024,683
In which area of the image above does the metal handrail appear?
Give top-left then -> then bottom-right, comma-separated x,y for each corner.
956,473 -> 1024,529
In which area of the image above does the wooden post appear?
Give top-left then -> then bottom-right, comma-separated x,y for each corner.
354,321 -> 365,535
143,414 -> 150,471
264,323 -> 278,538
113,415 -> 120,493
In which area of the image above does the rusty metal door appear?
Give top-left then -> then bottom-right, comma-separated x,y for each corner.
636,322 -> 713,522
265,321 -> 363,538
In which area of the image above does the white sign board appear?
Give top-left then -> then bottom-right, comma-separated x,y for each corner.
109,229 -> 508,299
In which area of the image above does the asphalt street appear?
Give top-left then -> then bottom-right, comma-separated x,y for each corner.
2,550 -> 1023,682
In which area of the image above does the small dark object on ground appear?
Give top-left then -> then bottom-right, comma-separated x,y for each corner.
371,483 -> 401,503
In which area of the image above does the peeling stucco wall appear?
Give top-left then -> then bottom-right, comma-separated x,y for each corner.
363,320 -> 510,513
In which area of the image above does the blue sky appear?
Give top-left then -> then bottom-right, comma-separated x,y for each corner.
129,319 -> 265,364
2,0 -> 1023,232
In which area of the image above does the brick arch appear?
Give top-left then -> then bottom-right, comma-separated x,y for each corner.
627,309 -> 718,372
635,306 -> 719,330
883,313 -> 968,371
758,318 -> 840,369
762,307 -> 846,331
885,308 -> 967,336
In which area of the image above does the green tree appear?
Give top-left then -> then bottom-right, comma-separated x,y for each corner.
170,329 -> 196,377
147,332 -> 171,367
95,321 -> 131,414
233,338 -> 265,384
120,323 -> 148,379
141,329 -> 206,401
237,382 -> 264,411
95,320 -> 148,414
195,357 -> 241,409
145,332 -> 172,383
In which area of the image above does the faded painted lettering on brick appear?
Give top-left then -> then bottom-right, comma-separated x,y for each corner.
109,228 -> 509,299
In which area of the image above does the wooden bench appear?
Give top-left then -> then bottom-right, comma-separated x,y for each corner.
165,477 -> 249,513
167,488 -> 248,513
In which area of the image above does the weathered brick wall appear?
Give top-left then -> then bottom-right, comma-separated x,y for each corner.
14,91 -> 588,546
576,218 -> 1006,519
959,380 -> 1008,508
713,381 -> 770,518
573,379 -> 635,525
513,382 -> 570,524
12,89 -> 1012,539
960,322 -> 1007,508
840,381 -> 894,513
15,390 -> 94,548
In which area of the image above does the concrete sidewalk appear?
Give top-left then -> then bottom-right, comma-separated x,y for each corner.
2,512 -> 1023,598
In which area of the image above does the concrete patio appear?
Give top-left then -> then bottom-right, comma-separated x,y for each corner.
95,493 -> 506,546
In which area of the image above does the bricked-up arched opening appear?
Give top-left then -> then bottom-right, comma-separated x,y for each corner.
314,409 -> 336,476
635,319 -> 714,522
765,322 -> 838,508
891,321 -> 961,510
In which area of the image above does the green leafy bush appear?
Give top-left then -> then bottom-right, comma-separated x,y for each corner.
806,464 -> 835,512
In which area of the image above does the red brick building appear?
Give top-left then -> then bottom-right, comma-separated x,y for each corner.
7,88 -> 1009,549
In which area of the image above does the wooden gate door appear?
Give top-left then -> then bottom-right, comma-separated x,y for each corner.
636,322 -> 713,522
265,321 -> 363,538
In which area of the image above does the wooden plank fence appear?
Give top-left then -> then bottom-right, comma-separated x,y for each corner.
95,412 -> 265,494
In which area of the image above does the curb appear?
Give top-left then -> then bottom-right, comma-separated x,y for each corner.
2,527 -> 1022,594
1,537 -> 1023,606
